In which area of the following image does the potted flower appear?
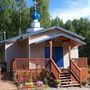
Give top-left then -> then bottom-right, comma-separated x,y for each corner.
16,76 -> 25,87
87,77 -> 90,85
36,80 -> 43,87
24,82 -> 34,88
82,79 -> 88,87
24,75 -> 35,88
54,79 -> 61,88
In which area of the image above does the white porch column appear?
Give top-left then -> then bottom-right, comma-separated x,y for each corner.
69,44 -> 71,60
28,37 -> 31,58
49,40 -> 53,59
5,44 -> 7,63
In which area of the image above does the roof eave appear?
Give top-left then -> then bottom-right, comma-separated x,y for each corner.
55,26 -> 85,40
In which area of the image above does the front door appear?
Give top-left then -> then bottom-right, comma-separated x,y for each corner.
45,47 -> 64,67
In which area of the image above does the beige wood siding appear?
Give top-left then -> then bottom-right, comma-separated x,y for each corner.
5,39 -> 29,71
71,46 -> 79,58
30,43 -> 44,58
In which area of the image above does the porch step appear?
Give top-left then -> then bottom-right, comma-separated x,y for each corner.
61,78 -> 71,82
60,69 -> 70,72
60,76 -> 71,79
61,81 -> 79,84
61,83 -> 80,87
60,74 -> 71,77
61,71 -> 71,74
60,69 -> 80,87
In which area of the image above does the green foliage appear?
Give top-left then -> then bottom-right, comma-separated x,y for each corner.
82,79 -> 88,85
0,0 -> 30,39
0,0 -> 14,39
72,18 -> 89,37
64,18 -> 90,65
37,0 -> 51,27
51,16 -> 64,27
64,20 -> 75,32
87,77 -> 90,84
54,79 -> 61,85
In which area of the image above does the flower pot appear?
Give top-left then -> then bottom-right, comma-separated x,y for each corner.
54,79 -> 61,88
56,83 -> 61,88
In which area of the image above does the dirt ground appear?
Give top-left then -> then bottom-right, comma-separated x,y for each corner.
0,81 -> 17,90
0,72 -> 17,90
0,72 -> 90,90
0,80 -> 90,90
45,87 -> 90,90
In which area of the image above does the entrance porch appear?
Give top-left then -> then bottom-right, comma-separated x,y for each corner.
10,36 -> 88,87
11,57 -> 88,87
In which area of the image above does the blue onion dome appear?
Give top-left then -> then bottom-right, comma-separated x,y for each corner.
32,10 -> 40,20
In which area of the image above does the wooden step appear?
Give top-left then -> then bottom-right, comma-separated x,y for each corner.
61,72 -> 71,74
59,69 -> 80,87
60,68 -> 69,71
70,81 -> 79,84
61,71 -> 70,73
61,78 -> 71,82
60,74 -> 71,77
61,83 -> 80,87
61,81 -> 79,84
61,70 -> 70,73
60,75 -> 71,79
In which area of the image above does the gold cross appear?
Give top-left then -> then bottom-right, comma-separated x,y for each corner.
33,0 -> 38,10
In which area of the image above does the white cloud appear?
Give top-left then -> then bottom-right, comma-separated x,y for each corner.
50,0 -> 90,23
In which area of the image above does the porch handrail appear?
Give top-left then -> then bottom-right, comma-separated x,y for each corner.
50,58 -> 61,79
72,57 -> 88,68
11,58 -> 49,71
70,59 -> 82,84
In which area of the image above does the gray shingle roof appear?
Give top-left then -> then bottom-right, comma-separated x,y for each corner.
0,26 -> 85,44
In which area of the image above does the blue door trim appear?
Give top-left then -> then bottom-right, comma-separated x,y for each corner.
45,47 -> 64,67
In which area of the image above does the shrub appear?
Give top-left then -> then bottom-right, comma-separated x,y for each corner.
82,79 -> 88,86
54,79 -> 61,85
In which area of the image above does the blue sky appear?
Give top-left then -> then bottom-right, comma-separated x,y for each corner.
26,0 -> 90,22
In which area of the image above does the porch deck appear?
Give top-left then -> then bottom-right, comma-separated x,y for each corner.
10,57 -> 88,87
11,58 -> 49,80
70,58 -> 88,86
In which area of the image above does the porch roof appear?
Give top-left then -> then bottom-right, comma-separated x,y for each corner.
30,33 -> 85,45
0,26 -> 85,44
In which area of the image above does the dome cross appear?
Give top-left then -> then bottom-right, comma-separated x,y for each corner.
33,0 -> 38,11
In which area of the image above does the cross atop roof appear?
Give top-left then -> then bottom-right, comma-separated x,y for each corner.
33,0 -> 38,10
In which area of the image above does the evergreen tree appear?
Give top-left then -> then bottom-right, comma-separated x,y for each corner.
0,0 -> 30,39
37,0 -> 51,27
51,16 -> 64,27
64,20 -> 75,32
0,0 -> 15,39
13,0 -> 30,35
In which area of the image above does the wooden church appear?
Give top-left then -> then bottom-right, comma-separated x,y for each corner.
0,0 -> 88,87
